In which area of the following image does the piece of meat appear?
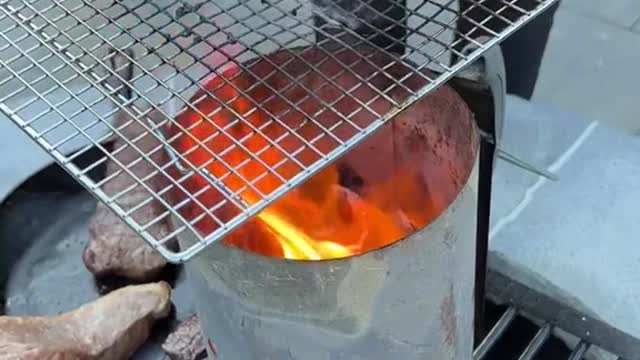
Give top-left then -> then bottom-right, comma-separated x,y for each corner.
0,282 -> 172,360
83,109 -> 175,281
162,315 -> 208,360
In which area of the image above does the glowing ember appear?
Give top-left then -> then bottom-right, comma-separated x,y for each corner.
245,167 -> 414,260
170,59 -> 441,260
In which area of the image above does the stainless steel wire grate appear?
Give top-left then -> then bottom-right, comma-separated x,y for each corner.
0,0 -> 559,262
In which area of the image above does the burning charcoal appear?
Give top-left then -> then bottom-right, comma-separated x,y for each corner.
83,108 -> 176,282
162,315 -> 208,360
0,282 -> 172,359
337,163 -> 364,193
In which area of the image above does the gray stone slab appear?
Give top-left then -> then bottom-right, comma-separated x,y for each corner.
534,9 -> 640,135
490,97 -> 640,343
560,0 -> 640,28
490,96 -> 590,229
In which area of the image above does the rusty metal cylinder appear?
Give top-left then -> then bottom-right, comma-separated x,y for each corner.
176,90 -> 480,359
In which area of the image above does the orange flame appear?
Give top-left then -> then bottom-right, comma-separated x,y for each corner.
171,65 -> 437,260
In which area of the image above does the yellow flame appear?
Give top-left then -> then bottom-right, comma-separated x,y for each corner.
242,194 -> 352,260
260,210 -> 322,260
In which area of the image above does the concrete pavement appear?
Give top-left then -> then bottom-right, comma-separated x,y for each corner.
533,0 -> 640,135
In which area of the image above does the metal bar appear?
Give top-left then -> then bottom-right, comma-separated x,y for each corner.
568,341 -> 589,360
473,306 -> 517,359
477,128 -> 558,180
518,323 -> 553,360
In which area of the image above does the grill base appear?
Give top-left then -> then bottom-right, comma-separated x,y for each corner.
0,187 -> 635,360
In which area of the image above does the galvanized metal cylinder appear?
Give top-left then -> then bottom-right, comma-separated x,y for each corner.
169,46 -> 481,359
178,158 -> 479,360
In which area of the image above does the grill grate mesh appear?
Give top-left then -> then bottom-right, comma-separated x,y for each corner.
475,304 -> 625,360
480,269 -> 640,360
0,0 -> 558,262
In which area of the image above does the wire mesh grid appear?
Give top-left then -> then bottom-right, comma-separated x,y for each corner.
0,0 -> 558,262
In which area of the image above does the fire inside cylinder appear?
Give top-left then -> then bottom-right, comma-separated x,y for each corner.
170,53 -> 447,261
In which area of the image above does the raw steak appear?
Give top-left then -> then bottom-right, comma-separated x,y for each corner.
84,109 -> 174,281
162,315 -> 208,360
0,282 -> 172,360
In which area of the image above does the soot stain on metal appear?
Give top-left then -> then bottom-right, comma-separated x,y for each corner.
406,122 -> 426,154
440,284 -> 457,348
443,230 -> 455,251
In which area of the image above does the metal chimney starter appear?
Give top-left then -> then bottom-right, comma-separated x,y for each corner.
181,172 -> 478,359
179,150 -> 478,360
174,53 -> 481,357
